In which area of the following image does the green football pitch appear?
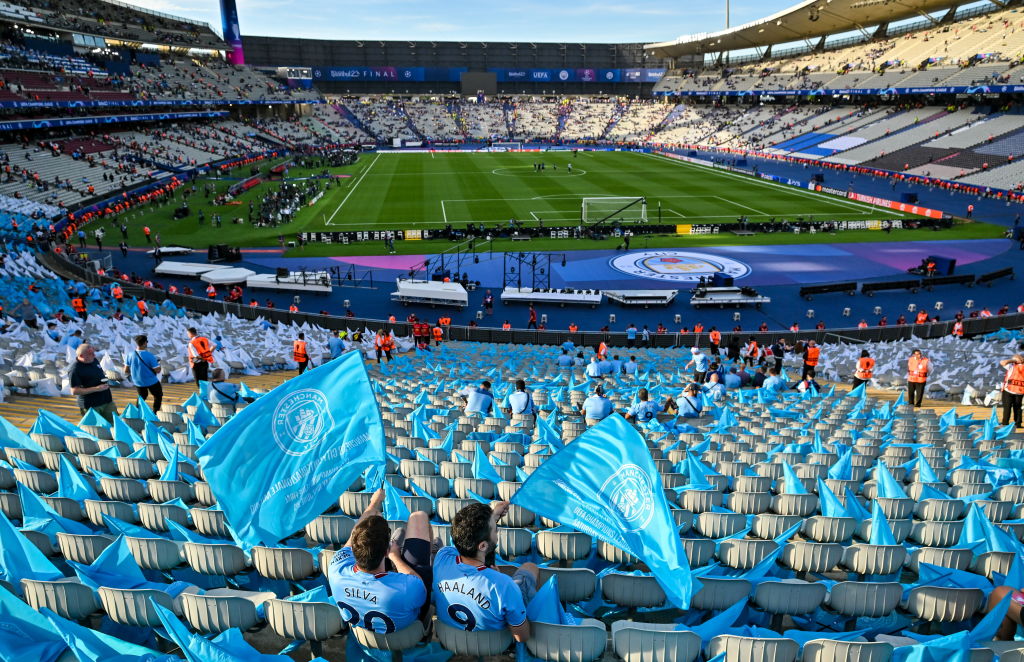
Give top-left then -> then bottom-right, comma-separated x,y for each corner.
310,150 -> 901,228
121,150 -> 1003,254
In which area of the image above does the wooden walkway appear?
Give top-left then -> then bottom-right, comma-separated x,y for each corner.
0,368 -> 998,434
0,371 -> 299,433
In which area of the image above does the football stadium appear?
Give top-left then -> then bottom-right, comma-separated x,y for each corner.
3,0 -> 1024,659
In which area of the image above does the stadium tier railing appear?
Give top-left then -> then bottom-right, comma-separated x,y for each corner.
40,251 -> 1024,350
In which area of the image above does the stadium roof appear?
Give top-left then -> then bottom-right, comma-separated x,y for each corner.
645,0 -> 963,58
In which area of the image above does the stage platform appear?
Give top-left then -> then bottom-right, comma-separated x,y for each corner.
202,268 -> 256,285
247,272 -> 333,293
392,279 -> 468,308
154,262 -> 224,277
501,287 -> 603,307
604,290 -> 679,307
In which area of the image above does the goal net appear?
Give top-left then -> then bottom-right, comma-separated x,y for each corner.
491,142 -> 522,152
582,197 -> 648,225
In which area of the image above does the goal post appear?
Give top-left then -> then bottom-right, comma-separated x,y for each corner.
581,197 -> 648,226
491,142 -> 522,152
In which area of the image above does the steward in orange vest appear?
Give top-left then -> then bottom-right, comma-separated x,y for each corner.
853,350 -> 874,388
293,333 -> 310,374
906,349 -> 929,407
186,327 -> 214,384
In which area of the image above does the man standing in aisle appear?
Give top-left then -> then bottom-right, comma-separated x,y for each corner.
906,348 -> 930,408
123,334 -> 163,412
186,327 -> 214,386
69,344 -> 116,422
293,332 -> 310,375
1000,354 -> 1024,428
802,340 -> 821,381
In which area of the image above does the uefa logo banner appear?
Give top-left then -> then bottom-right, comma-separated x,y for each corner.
609,250 -> 751,282
272,388 -> 335,456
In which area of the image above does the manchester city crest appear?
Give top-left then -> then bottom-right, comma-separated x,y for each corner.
609,250 -> 751,282
272,388 -> 334,456
600,464 -> 656,532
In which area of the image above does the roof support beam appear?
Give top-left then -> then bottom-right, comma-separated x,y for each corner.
760,45 -> 773,61
873,22 -> 889,39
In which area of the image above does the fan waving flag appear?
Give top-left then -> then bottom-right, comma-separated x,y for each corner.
196,352 -> 386,548
510,414 -> 698,608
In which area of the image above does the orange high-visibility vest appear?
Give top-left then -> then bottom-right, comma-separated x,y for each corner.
188,336 -> 214,363
907,356 -> 929,383
433,327 -> 443,340
915,311 -> 929,324
855,357 -> 875,380
709,330 -> 721,344
293,340 -> 308,362
746,341 -> 759,358
952,321 -> 964,337
136,300 -> 148,315
804,346 -> 820,366
71,297 -> 85,312
568,324 -> 578,332
1004,363 -> 1024,395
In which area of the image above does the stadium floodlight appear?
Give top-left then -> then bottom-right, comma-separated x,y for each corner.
935,301 -> 944,310
733,312 -> 741,322
965,299 -> 975,309
873,306 -> 882,315
609,314 -> 616,324
674,314 -> 682,324
806,309 -> 815,318
582,197 -> 648,226
842,307 -> 851,317
907,304 -> 917,312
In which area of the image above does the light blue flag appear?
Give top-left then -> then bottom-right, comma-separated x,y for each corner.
78,409 -> 111,429
535,415 -> 563,451
847,383 -> 866,399
869,501 -> 897,546
196,352 -> 387,548
472,443 -> 503,484
958,503 -> 1024,555
828,447 -> 854,480
816,478 -> 850,519
691,598 -> 746,645
40,606 -> 172,662
843,488 -> 870,521
0,584 -> 68,662
510,414 -> 698,608
916,451 -> 940,483
136,397 -> 159,422
526,575 -> 579,625
18,482 -> 91,543
57,454 -> 100,501
191,401 -> 220,430
781,462 -> 808,495
146,421 -> 176,463
0,414 -> 43,452
381,480 -> 412,522
31,410 -> 96,441
159,446 -> 180,481
112,415 -> 144,448
892,629 -> 971,662
0,512 -> 63,592
186,419 -> 206,447
182,392 -> 203,409
874,460 -> 908,499
150,598 -> 294,661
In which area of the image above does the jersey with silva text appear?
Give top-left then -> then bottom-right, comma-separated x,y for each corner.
327,547 -> 426,634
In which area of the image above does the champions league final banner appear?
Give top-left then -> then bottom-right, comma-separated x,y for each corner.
312,66 -> 665,84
